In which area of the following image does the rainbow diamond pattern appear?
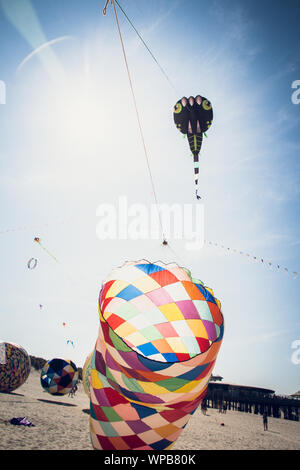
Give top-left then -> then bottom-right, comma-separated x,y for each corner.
0,342 -> 31,393
82,351 -> 93,397
90,260 -> 224,450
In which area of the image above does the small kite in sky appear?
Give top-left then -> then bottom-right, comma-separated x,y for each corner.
27,258 -> 37,269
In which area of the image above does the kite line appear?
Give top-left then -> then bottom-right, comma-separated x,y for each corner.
103,0 -> 166,242
113,0 -> 178,93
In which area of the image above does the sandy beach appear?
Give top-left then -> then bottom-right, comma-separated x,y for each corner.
0,369 -> 299,450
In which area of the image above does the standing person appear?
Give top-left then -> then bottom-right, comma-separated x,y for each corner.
70,383 -> 78,398
68,383 -> 78,398
263,411 -> 268,431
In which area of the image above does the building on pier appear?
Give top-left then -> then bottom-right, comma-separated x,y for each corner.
205,380 -> 300,421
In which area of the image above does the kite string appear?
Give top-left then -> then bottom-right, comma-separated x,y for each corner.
114,0 -> 178,94
109,0 -> 166,241
165,241 -> 187,268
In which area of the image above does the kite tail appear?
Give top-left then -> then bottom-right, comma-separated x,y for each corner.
193,152 -> 201,200
34,239 -> 60,264
40,243 -> 60,263
187,133 -> 202,200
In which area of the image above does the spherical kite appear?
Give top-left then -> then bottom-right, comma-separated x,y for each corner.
40,358 -> 78,396
90,260 -> 224,450
0,342 -> 31,393
82,352 -> 93,397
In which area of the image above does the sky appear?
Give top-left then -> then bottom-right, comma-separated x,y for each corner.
0,0 -> 300,395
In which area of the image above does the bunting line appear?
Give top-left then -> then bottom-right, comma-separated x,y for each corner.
204,240 -> 298,279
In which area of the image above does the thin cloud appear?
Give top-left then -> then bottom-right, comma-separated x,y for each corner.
227,329 -> 292,348
16,36 -> 75,74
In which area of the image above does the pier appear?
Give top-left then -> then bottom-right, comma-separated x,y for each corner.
205,382 -> 300,421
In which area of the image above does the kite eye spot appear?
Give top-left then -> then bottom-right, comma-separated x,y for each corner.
202,100 -> 212,111
174,102 -> 182,114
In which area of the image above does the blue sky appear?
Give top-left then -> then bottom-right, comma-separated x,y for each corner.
0,0 -> 300,395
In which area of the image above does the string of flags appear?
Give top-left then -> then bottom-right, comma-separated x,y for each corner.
204,240 -> 298,279
0,219 -> 67,236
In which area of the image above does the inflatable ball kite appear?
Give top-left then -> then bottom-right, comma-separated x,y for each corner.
0,342 -> 31,393
41,358 -> 78,396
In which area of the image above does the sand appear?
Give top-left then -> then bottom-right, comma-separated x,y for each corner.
0,369 -> 299,450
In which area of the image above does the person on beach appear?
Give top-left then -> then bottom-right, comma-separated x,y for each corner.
68,383 -> 78,398
263,411 -> 268,431
201,402 -> 207,415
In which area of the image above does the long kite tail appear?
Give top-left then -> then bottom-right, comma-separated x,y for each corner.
34,237 -> 60,264
192,151 -> 201,200
187,133 -> 203,200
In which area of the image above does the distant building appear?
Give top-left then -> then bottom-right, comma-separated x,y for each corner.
208,381 -> 275,400
209,374 -> 223,382
204,380 -> 300,421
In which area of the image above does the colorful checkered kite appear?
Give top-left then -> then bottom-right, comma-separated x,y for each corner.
40,358 -> 78,396
82,352 -> 93,397
0,342 -> 31,393
90,260 -> 224,450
